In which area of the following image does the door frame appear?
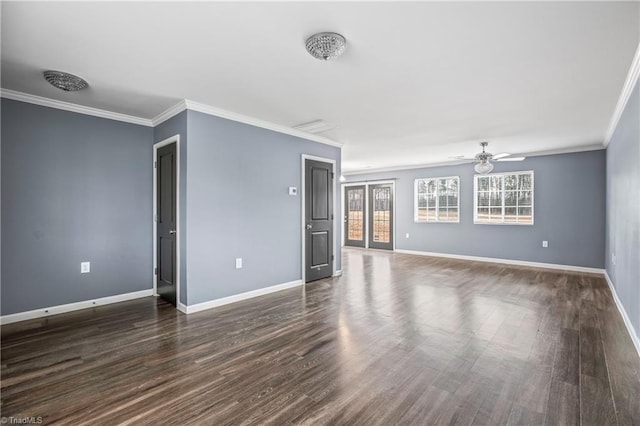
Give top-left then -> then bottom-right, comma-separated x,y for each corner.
341,180 -> 396,250
153,135 -> 181,309
301,154 -> 338,284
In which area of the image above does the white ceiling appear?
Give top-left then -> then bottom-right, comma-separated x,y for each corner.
2,2 -> 638,173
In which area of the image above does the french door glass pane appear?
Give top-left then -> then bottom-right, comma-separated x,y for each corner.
372,187 -> 391,243
347,189 -> 364,241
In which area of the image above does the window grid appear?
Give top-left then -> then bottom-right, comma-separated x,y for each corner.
415,176 -> 460,223
474,171 -> 533,225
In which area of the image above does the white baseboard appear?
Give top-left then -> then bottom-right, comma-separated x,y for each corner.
177,303 -> 188,314
0,289 -> 154,325
333,270 -> 343,277
184,280 -> 303,314
604,271 -> 640,358
394,249 -> 604,274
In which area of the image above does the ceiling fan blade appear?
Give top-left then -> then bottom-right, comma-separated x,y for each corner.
496,156 -> 526,162
492,152 -> 511,160
449,155 -> 474,160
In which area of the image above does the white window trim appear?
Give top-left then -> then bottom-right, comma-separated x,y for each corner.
473,170 -> 534,226
414,176 -> 460,223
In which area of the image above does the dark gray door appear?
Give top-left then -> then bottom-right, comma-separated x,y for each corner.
344,185 -> 365,248
368,184 -> 394,250
305,159 -> 334,282
156,143 -> 177,306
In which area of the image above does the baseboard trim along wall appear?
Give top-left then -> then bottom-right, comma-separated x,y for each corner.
394,249 -> 605,274
604,271 -> 640,357
333,270 -> 343,277
183,279 -> 303,314
0,289 -> 154,325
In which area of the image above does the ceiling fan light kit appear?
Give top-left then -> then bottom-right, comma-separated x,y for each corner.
474,161 -> 494,174
474,141 -> 494,174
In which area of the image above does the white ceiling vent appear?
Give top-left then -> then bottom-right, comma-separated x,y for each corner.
294,120 -> 335,134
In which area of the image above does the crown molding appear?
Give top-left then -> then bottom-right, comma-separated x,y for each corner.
342,144 -> 604,176
1,89 -> 343,149
0,88 -> 153,127
604,42 -> 640,147
150,99 -> 187,127
182,99 -> 343,148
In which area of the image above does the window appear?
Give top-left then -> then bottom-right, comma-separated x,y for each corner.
415,176 -> 459,222
474,171 -> 533,224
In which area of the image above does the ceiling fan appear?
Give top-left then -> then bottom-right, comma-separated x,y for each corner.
450,142 -> 525,174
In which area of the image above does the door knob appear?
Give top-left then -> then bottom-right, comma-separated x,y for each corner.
306,224 -> 312,230
169,230 -> 177,234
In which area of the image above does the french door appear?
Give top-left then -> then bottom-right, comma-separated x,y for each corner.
343,182 -> 394,250
344,186 -> 365,247
368,184 -> 394,250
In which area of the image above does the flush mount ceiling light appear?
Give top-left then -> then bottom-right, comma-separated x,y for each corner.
474,142 -> 494,174
305,32 -> 346,61
43,70 -> 88,92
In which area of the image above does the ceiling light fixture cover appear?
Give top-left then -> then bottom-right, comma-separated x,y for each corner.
474,142 -> 494,174
305,32 -> 346,61
43,70 -> 88,92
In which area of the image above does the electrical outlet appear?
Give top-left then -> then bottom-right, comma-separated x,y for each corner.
235,258 -> 243,269
81,262 -> 90,273
542,241 -> 548,248
405,233 -> 410,239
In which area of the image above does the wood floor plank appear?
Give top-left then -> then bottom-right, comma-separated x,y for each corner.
553,328 -> 580,385
1,248 -> 639,424
580,374 -> 618,426
545,379 -> 580,426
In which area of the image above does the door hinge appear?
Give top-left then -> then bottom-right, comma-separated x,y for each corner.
331,213 -> 334,220
154,267 -> 158,275
154,161 -> 157,169
331,172 -> 335,179
331,254 -> 335,261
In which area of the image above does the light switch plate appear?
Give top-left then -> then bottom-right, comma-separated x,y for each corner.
542,241 -> 548,248
235,258 -> 242,269
81,262 -> 90,273
288,187 -> 297,196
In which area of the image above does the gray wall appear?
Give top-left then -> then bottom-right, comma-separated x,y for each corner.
1,99 -> 154,315
606,82 -> 640,338
345,150 -> 606,269
186,110 -> 341,305
153,111 -> 188,305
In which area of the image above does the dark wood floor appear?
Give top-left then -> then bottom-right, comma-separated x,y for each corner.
2,248 -> 639,425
